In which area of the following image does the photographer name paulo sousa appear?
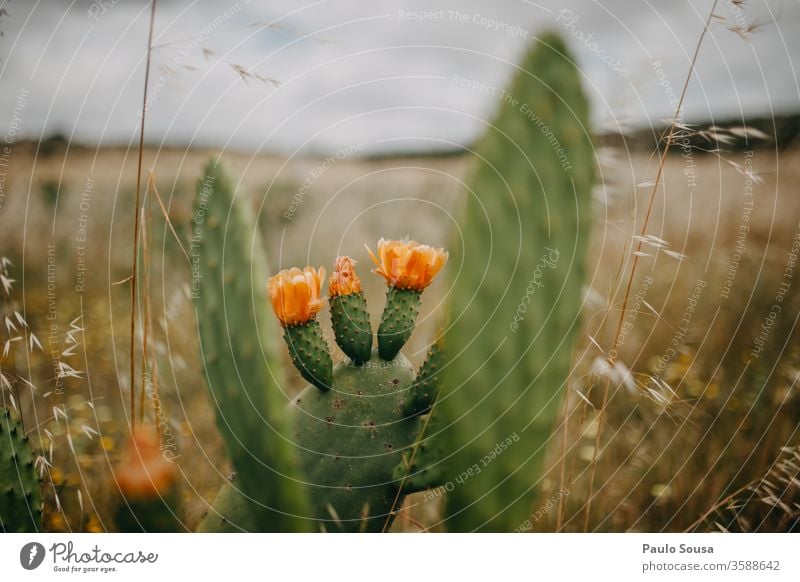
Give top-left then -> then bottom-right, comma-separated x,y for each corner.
643,543 -> 714,554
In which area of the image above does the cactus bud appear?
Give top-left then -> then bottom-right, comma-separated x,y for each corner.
367,239 -> 447,360
268,267 -> 332,391
329,257 -> 373,364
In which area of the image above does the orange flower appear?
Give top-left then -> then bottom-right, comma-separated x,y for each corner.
267,266 -> 326,326
329,256 -> 362,297
116,427 -> 177,500
366,238 -> 448,291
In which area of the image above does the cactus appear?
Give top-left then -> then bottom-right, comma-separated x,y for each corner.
193,160 -> 310,532
196,472 -> 259,533
194,30 -> 591,533
0,407 -> 42,533
265,245 -> 446,532
403,338 -> 445,418
409,33 -> 595,531
289,352 -> 420,532
377,288 -> 421,361
369,239 -> 448,362
329,257 -> 372,364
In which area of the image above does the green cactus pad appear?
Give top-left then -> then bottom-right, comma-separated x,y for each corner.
194,160 -> 310,532
377,288 -> 421,360
290,352 -> 422,532
196,473 -> 258,533
284,320 -> 333,391
404,339 -> 444,417
330,291 -> 373,364
414,33 -> 595,531
0,408 -> 42,533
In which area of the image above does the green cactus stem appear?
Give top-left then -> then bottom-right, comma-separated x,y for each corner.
377,288 -> 421,361
0,407 -> 42,533
404,338 -> 444,417
284,320 -> 333,391
196,472 -> 258,533
290,351 -> 421,532
413,32 -> 595,531
330,291 -> 373,364
194,160 -> 310,532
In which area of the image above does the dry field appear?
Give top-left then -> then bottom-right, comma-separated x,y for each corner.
0,140 -> 798,531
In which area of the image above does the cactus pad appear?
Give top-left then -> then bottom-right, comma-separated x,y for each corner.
377,288 -> 421,360
284,321 -> 333,391
330,291 -> 373,364
290,352 -> 421,532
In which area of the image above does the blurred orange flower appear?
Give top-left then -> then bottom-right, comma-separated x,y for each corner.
268,266 -> 326,326
116,427 -> 176,500
329,256 -> 362,297
366,238 -> 448,291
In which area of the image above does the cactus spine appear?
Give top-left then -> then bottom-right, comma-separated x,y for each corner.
412,33 -> 594,531
193,160 -> 310,532
0,407 -> 42,533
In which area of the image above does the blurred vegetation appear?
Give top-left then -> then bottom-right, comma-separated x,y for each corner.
0,142 -> 798,532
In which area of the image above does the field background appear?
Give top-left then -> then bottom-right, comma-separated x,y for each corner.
1,138 -> 798,532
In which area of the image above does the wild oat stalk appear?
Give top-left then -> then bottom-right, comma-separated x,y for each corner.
581,0 -> 720,531
130,0 -> 158,429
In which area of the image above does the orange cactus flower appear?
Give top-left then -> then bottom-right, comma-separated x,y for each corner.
116,427 -> 177,500
329,256 -> 363,297
366,238 -> 448,291
267,266 -> 326,326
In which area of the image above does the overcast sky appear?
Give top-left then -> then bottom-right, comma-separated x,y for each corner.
1,0 -> 798,155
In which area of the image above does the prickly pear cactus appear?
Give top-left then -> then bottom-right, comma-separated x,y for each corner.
192,156 -> 451,532
196,473 -> 259,533
0,407 -> 42,533
289,353 -> 420,532
261,244 -> 446,532
193,160 -> 310,532
413,33 -> 595,531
